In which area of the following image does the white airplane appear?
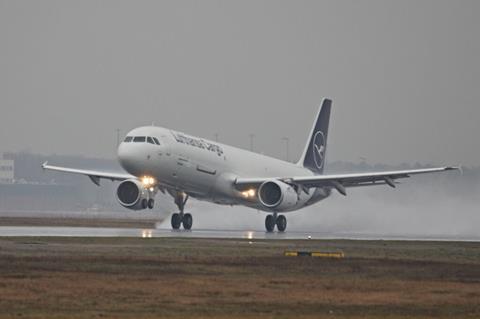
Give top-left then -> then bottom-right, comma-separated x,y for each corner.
42,99 -> 458,232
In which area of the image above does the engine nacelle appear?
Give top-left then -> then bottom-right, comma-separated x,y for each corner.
116,179 -> 149,210
258,180 -> 298,211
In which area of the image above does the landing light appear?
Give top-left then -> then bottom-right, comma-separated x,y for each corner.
142,176 -> 156,187
242,189 -> 256,198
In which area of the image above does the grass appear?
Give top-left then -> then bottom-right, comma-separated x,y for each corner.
0,237 -> 479,318
0,217 -> 158,228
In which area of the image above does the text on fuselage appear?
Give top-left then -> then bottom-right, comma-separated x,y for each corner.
171,131 -> 224,156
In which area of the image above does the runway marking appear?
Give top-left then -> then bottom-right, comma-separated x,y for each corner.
285,251 -> 345,258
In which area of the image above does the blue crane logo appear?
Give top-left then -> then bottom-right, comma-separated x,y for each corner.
312,131 -> 326,169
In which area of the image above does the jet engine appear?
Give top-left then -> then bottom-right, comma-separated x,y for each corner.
116,179 -> 150,210
258,180 -> 298,211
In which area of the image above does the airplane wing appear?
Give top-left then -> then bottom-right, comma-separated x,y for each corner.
42,162 -> 135,186
235,166 -> 459,196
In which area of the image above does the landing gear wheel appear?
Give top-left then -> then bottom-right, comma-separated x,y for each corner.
265,215 -> 276,232
172,192 -> 192,230
276,215 -> 287,232
147,198 -> 155,209
141,198 -> 148,209
171,213 -> 181,230
182,213 -> 193,230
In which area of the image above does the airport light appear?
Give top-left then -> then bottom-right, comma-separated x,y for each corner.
142,230 -> 152,238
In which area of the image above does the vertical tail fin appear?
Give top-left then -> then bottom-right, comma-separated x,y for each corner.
297,98 -> 332,175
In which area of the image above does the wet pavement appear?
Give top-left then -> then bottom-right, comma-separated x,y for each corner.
0,226 -> 478,241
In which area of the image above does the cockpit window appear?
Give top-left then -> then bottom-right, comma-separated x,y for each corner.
126,136 -> 159,144
133,136 -> 146,142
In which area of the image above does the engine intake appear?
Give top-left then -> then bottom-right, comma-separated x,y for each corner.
116,179 -> 149,210
258,180 -> 298,211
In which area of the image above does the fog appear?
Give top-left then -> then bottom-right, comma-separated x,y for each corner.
174,169 -> 480,239
190,187 -> 479,238
1,1 -> 479,238
149,163 -> 479,239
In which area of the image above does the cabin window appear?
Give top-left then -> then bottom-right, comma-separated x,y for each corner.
133,136 -> 146,143
124,136 -> 133,142
152,137 -> 161,145
147,137 -> 155,144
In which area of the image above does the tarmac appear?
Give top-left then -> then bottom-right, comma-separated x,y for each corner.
0,226 -> 479,241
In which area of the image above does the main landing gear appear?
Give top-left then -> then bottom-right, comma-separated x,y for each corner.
265,212 -> 287,232
171,192 -> 192,230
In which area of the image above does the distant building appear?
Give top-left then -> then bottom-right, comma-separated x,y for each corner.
0,158 -> 14,184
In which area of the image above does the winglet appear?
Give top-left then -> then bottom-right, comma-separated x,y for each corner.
443,166 -> 461,173
456,165 -> 463,175
42,161 -> 48,169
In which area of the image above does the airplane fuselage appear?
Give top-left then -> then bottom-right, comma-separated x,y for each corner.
117,126 -> 330,212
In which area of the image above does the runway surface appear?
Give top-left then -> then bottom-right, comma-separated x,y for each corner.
0,226 -> 479,241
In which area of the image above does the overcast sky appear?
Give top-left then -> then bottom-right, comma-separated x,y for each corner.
1,0 -> 479,166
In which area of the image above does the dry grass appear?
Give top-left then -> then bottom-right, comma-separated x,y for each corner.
0,237 -> 479,318
0,217 -> 158,228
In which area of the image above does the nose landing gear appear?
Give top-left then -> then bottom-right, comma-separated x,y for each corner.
147,198 -> 155,209
142,198 -> 155,210
265,213 -> 287,232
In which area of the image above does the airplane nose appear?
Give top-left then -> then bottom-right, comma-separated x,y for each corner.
117,143 -> 136,173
